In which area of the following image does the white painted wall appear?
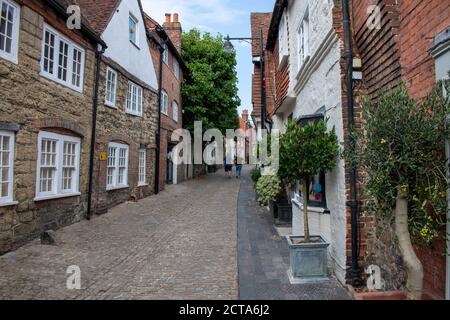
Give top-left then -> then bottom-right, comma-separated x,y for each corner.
287,0 -> 347,284
102,0 -> 158,90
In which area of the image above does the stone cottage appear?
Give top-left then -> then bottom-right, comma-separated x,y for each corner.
74,0 -> 160,214
0,0 -> 105,254
145,13 -> 188,192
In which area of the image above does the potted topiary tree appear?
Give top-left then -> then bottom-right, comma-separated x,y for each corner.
279,119 -> 340,283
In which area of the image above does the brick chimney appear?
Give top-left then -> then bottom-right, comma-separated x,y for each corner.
162,13 -> 182,53
242,109 -> 249,122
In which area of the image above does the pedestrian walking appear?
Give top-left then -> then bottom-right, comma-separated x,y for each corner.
235,156 -> 243,179
224,154 -> 233,178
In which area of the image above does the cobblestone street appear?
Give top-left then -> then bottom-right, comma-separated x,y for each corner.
0,172 -> 240,300
0,167 -> 350,300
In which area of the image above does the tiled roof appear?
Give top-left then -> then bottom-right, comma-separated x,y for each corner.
45,0 -> 106,45
65,0 -> 121,34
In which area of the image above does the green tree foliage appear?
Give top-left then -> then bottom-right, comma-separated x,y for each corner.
181,30 -> 240,134
279,119 -> 340,184
355,82 -> 450,245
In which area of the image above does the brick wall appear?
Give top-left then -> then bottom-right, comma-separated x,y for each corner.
147,17 -> 184,191
251,13 -> 272,119
266,38 -> 290,116
0,0 -> 97,254
352,0 -> 450,298
353,0 -> 401,97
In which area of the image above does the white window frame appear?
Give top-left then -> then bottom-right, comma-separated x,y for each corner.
297,8 -> 310,72
0,0 -> 20,64
278,12 -> 289,66
126,81 -> 143,117
162,43 -> 169,65
0,130 -> 16,206
40,24 -> 86,93
105,67 -> 118,108
106,142 -> 129,190
138,148 -> 147,186
173,58 -> 180,79
161,90 -> 169,115
35,131 -> 81,201
172,100 -> 179,123
129,13 -> 139,47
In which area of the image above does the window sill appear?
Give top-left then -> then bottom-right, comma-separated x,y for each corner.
106,185 -> 129,192
278,54 -> 289,71
130,40 -> 140,50
0,52 -> 18,65
291,198 -> 329,214
138,183 -> 148,187
105,102 -> 117,109
295,55 -> 311,81
0,200 -> 19,208
125,110 -> 143,117
34,192 -> 81,202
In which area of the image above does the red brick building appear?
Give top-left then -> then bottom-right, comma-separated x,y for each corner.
265,0 -> 294,129
353,0 -> 450,299
250,12 -> 272,134
146,13 -> 187,191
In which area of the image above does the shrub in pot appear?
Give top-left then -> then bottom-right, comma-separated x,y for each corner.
279,118 -> 340,283
256,175 -> 282,207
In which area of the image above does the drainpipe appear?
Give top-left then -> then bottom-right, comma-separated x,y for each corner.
87,44 -> 106,220
342,0 -> 360,285
259,29 -> 273,133
154,36 -> 166,195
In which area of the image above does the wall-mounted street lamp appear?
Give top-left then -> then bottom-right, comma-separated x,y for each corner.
223,32 -> 270,131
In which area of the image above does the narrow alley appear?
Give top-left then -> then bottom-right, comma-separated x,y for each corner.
0,167 -> 349,300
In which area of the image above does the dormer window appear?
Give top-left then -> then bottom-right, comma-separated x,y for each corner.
129,14 -> 138,46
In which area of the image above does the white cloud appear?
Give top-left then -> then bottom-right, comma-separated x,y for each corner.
141,0 -> 245,32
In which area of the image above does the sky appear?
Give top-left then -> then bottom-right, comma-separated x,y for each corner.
141,0 -> 275,117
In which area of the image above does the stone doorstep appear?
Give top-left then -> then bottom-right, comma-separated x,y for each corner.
274,226 -> 292,237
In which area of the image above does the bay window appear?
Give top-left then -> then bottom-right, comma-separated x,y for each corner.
107,142 -> 129,190
35,131 -> 81,200
0,0 -> 20,64
0,130 -> 15,205
40,24 -> 85,92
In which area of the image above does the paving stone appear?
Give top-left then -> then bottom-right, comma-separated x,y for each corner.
0,171 -> 241,300
237,168 -> 352,300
